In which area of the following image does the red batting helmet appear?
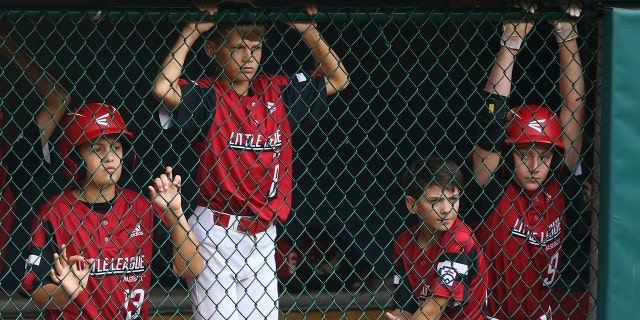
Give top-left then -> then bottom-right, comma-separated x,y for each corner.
59,103 -> 135,181
505,105 -> 564,151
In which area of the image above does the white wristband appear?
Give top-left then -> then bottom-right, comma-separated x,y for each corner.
552,21 -> 579,42
501,32 -> 523,50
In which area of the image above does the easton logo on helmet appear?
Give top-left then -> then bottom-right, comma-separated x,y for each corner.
95,113 -> 110,126
506,105 -> 564,150
527,118 -> 547,133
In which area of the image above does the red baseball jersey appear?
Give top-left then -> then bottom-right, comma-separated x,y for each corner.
21,188 -> 164,320
391,219 -> 487,320
175,72 -> 327,222
476,178 -> 566,320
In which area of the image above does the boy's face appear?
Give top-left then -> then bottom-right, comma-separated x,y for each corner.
512,142 -> 553,191
77,135 -> 124,188
405,185 -> 460,234
209,30 -> 263,85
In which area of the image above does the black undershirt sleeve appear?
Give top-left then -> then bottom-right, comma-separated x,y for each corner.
173,82 -> 217,142
282,73 -> 329,132
24,221 -> 60,290
392,258 -> 420,313
463,175 -> 507,226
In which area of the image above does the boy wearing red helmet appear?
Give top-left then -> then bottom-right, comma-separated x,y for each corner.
0,25 -> 70,276
471,3 -> 586,319
21,103 -> 204,320
152,1 -> 348,319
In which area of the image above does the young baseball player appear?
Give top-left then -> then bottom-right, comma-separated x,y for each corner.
20,103 -> 204,320
152,0 -> 348,319
385,157 -> 487,320
471,3 -> 586,319
0,25 -> 70,276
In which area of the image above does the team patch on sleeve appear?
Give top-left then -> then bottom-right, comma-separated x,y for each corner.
437,261 -> 469,287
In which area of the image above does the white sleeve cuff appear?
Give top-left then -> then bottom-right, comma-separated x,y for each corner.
42,142 -> 51,165
158,107 -> 173,130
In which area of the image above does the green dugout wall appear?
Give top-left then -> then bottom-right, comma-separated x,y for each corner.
599,7 -> 640,320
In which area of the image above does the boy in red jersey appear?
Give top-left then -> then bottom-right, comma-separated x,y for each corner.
152,1 -> 348,319
0,25 -> 70,277
21,103 -> 204,320
385,157 -> 487,320
471,3 -> 586,319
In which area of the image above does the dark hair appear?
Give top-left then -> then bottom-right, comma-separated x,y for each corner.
204,0 -> 265,44
402,156 -> 464,199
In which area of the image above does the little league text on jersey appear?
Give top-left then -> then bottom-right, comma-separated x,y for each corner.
229,129 -> 282,151
511,217 -> 562,249
90,255 -> 147,276
26,254 -> 147,277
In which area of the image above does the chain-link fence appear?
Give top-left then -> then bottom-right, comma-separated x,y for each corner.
0,3 -> 599,319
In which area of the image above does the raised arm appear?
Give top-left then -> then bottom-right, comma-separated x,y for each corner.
553,18 -> 585,171
152,17 -> 215,110
473,17 -> 533,186
148,166 -> 204,278
288,6 -> 349,96
0,25 -> 70,147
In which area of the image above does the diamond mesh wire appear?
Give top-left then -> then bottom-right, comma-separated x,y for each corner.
0,6 -> 599,319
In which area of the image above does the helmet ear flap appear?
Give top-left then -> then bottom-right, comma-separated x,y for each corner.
62,146 -> 86,183
120,141 -> 138,177
59,136 -> 77,182
502,148 -> 515,178
549,147 -> 564,173
62,156 -> 78,181
123,154 -> 137,174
